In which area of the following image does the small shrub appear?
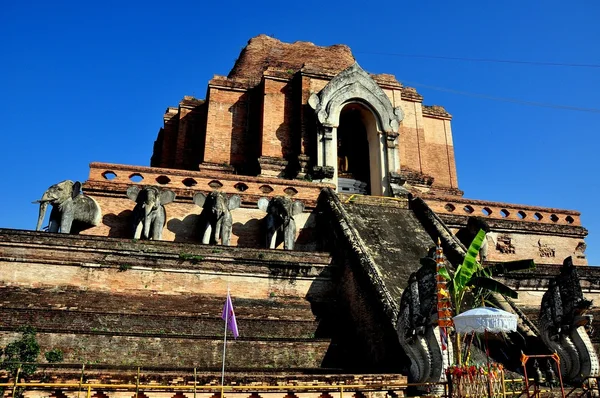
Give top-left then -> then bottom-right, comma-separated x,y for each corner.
44,348 -> 64,363
2,326 -> 40,376
179,253 -> 204,264
118,264 -> 132,272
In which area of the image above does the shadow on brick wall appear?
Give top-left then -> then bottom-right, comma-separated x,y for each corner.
103,210 -> 133,238
232,218 -> 263,248
167,214 -> 202,242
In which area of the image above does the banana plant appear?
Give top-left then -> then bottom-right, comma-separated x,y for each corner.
439,229 -> 535,315
439,229 -> 535,364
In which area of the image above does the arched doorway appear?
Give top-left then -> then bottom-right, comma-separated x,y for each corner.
308,63 -> 404,197
336,103 -> 382,195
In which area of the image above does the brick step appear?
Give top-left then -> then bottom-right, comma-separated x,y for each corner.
0,229 -> 337,302
0,287 -> 322,318
0,229 -> 333,266
0,332 -> 332,369
0,307 -> 323,339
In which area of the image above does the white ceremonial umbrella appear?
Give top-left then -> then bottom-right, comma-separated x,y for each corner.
453,307 -> 518,334
453,307 -> 519,398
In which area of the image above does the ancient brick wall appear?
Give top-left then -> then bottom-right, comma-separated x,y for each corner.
81,163 -> 332,250
0,332 -> 330,368
425,196 -> 588,265
420,116 -> 457,189
261,78 -> 294,159
176,98 -> 207,169
398,100 -> 426,178
203,83 -> 248,166
153,108 -> 179,168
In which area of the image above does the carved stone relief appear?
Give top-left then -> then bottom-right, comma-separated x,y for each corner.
308,63 -> 403,133
496,234 -> 515,254
575,241 -> 587,259
538,239 -> 556,258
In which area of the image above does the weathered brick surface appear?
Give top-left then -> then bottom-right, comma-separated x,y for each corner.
421,117 -> 457,189
426,196 -> 582,226
261,78 -> 295,159
0,230 -> 334,299
397,103 -> 424,177
396,100 -> 458,192
0,229 -> 339,368
0,332 -> 330,368
229,35 -> 355,82
204,87 -> 247,166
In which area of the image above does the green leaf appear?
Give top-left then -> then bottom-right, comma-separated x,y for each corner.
454,229 -> 487,292
470,277 -> 518,299
438,266 -> 451,281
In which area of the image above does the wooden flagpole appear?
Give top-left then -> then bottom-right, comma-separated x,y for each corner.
221,286 -> 229,398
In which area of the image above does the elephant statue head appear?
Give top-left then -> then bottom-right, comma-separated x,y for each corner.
257,196 -> 305,250
126,185 -> 175,240
33,180 -> 102,234
193,191 -> 241,245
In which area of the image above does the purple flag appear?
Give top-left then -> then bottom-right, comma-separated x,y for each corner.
221,291 -> 239,339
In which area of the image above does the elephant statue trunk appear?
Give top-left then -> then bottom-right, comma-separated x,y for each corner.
142,193 -> 158,239
35,199 -> 49,231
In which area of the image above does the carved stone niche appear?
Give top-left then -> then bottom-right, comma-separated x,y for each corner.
496,234 -> 516,254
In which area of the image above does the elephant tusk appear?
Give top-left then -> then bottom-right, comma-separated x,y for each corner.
33,199 -> 53,204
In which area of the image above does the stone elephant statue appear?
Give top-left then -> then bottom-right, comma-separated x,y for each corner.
193,191 -> 241,246
34,180 -> 102,234
126,185 -> 175,240
257,196 -> 304,250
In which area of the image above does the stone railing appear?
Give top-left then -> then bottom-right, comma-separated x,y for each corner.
86,162 -> 332,205
424,196 -> 581,226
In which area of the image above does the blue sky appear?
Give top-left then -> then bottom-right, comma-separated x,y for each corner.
1,1 -> 599,264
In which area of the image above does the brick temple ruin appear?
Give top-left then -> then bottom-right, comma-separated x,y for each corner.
0,35 -> 598,396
